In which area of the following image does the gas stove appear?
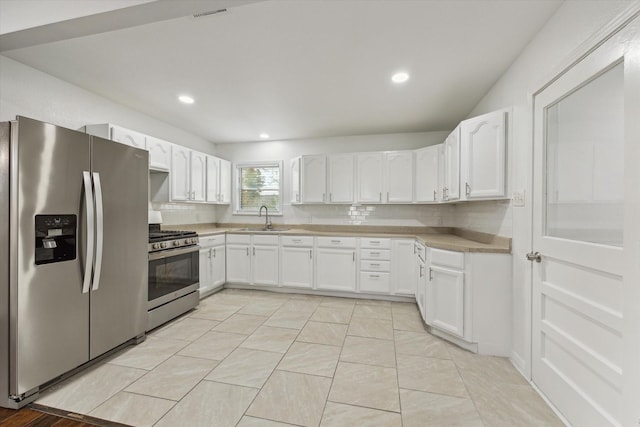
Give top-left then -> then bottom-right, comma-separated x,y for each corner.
148,224 -> 199,252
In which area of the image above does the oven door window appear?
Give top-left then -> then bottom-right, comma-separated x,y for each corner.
149,250 -> 199,302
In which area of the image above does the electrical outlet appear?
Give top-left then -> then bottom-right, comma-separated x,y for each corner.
512,189 -> 526,207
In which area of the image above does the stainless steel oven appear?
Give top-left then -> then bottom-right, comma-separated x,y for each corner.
147,226 -> 200,331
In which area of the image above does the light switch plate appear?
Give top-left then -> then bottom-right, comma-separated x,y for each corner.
512,189 -> 526,207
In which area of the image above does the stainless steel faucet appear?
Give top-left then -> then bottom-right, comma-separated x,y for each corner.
259,205 -> 271,230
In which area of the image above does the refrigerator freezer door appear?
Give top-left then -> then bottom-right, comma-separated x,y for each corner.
89,136 -> 148,359
12,117 -> 91,396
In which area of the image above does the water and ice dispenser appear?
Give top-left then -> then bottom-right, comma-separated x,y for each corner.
34,214 -> 77,265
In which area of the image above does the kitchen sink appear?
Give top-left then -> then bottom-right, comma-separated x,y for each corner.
237,227 -> 290,233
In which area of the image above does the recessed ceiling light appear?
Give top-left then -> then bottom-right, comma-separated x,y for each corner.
259,133 -> 270,139
178,95 -> 194,104
391,72 -> 410,83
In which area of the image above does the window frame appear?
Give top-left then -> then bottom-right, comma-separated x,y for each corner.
233,160 -> 284,216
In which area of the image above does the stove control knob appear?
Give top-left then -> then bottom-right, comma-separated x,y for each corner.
152,243 -> 160,250
191,238 -> 197,244
184,239 -> 190,244
174,240 -> 181,247
160,242 -> 167,249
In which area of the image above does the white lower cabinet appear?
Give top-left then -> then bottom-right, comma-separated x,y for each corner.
281,236 -> 314,289
315,237 -> 357,292
391,239 -> 416,296
199,235 -> 226,297
426,264 -> 465,338
226,234 -> 278,285
359,237 -> 391,294
226,243 -> 251,284
422,246 -> 511,356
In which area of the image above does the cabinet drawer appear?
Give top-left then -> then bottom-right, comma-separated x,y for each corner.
360,260 -> 390,272
359,272 -> 391,294
199,234 -> 225,247
360,238 -> 391,249
430,248 -> 464,270
360,249 -> 390,260
252,234 -> 279,246
316,236 -> 357,248
281,236 -> 313,247
226,234 -> 251,245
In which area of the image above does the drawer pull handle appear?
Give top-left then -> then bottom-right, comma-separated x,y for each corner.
370,263 -> 380,267
293,239 -> 301,243
370,241 -> 380,244
331,240 -> 341,244
370,252 -> 380,255
370,275 -> 379,279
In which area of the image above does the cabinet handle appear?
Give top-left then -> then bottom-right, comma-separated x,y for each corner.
246,247 -> 249,256
309,249 -> 312,259
370,241 -> 380,244
433,190 -> 437,201
330,193 -> 332,202
293,239 -> 301,243
379,192 -> 382,202
331,240 -> 341,244
428,267 -> 433,281
353,252 -> 355,262
370,252 -> 380,256
370,263 -> 380,267
253,247 -> 256,256
386,192 -> 389,202
213,248 -> 216,257
465,182 -> 471,197
419,265 -> 424,277
414,245 -> 417,254
208,248 -> 212,259
370,274 -> 379,279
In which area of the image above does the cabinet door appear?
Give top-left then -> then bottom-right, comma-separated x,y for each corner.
190,151 -> 207,202
226,245 -> 251,284
171,145 -> 190,201
415,145 -> 441,203
199,248 -> 213,296
460,110 -> 507,199
281,246 -> 313,288
385,151 -> 414,203
316,248 -> 356,292
290,157 -> 301,204
443,128 -> 461,201
252,245 -> 279,285
301,155 -> 326,203
206,156 -> 220,203
211,245 -> 226,287
218,159 -> 231,204
110,125 -> 146,149
147,136 -> 171,171
356,152 -> 384,203
416,256 -> 427,322
391,239 -> 416,295
328,154 -> 354,203
428,265 -> 464,338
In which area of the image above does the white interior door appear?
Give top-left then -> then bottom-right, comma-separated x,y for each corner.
532,18 -> 640,427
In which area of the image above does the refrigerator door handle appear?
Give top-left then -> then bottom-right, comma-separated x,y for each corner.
82,171 -> 95,294
92,172 -> 104,291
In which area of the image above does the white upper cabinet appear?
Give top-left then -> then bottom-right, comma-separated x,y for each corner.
147,136 -> 171,172
218,159 -> 231,204
110,125 -> 146,149
415,144 -> 441,203
290,157 -> 301,204
170,145 -> 207,202
171,145 -> 191,201
460,110 -> 507,200
190,151 -> 206,202
443,127 -> 461,201
356,152 -> 384,203
206,156 -> 231,204
206,155 -> 220,203
301,154 -> 327,203
328,154 -> 355,203
385,151 -> 414,203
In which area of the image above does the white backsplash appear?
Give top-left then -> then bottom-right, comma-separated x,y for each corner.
152,202 -> 217,226
449,200 -> 513,237
216,203 -> 453,227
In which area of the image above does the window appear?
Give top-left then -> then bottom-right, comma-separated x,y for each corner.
234,161 -> 283,214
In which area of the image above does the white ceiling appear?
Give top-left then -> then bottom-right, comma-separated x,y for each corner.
1,0 -> 562,143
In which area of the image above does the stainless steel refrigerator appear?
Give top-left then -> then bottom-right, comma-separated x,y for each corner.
0,116 -> 148,408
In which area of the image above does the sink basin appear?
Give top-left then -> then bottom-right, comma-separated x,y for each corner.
237,227 -> 290,233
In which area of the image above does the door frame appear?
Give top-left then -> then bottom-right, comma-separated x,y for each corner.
526,4 -> 640,426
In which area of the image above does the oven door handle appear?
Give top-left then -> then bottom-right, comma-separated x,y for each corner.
149,246 -> 200,261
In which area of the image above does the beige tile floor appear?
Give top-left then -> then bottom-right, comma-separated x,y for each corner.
36,289 -> 565,427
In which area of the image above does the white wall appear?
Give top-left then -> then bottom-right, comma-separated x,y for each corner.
0,55 -> 216,155
214,132 -> 453,226
460,0 -> 635,378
